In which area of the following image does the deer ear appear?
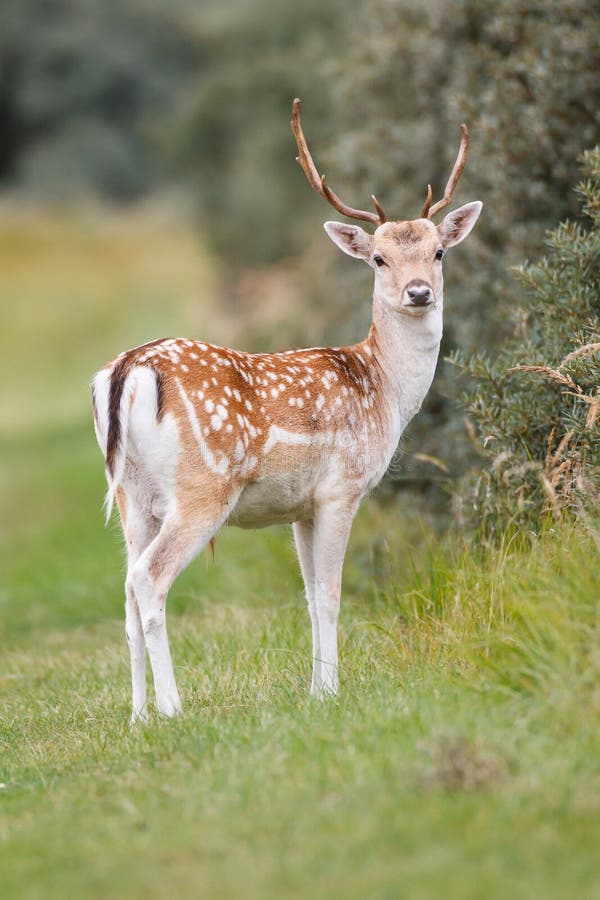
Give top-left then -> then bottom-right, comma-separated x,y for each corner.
438,201 -> 482,249
324,221 -> 373,261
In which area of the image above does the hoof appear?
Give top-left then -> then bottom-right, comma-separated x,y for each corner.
130,707 -> 150,727
156,694 -> 182,718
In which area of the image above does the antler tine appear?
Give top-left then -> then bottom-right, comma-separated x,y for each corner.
424,124 -> 470,220
291,98 -> 386,227
371,194 -> 387,222
421,184 -> 433,218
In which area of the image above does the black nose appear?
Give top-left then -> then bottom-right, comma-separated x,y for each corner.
407,285 -> 432,306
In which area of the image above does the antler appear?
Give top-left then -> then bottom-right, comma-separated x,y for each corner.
291,98 -> 386,227
421,124 -> 470,219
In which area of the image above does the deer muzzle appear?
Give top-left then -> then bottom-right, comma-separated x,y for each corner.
402,280 -> 433,308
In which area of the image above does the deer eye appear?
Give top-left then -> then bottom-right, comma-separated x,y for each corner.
373,254 -> 386,267
435,248 -> 444,261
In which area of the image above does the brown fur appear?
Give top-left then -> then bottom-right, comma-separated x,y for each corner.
375,219 -> 439,257
105,337 -> 387,492
391,222 -> 424,244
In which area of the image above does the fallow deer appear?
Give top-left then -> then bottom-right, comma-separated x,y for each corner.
92,99 -> 482,721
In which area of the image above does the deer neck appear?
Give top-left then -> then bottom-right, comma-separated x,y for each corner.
364,288 -> 443,431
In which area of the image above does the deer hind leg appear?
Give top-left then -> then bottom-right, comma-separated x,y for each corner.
311,498 -> 359,698
293,520 -> 321,695
129,490 -> 240,717
117,488 -> 160,724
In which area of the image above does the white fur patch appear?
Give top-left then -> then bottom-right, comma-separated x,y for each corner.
177,380 -> 229,475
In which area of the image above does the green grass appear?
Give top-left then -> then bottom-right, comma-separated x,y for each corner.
1,211 -> 600,899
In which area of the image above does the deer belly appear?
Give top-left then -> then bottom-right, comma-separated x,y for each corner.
228,471 -> 315,528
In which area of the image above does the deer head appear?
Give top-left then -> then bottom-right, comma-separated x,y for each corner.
291,99 -> 482,317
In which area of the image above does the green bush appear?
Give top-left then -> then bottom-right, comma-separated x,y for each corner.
453,149 -> 600,532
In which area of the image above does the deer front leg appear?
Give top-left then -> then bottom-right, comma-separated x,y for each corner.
311,498 -> 359,698
293,520 -> 321,694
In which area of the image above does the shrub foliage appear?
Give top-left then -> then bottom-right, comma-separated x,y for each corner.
453,150 -> 600,530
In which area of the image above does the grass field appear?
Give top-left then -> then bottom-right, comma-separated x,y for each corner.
1,211 -> 599,899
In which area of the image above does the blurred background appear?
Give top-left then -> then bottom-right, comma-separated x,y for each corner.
1,0 -> 599,597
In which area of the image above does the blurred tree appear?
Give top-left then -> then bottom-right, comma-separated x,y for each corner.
169,0 -> 357,263
0,0 -> 203,198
